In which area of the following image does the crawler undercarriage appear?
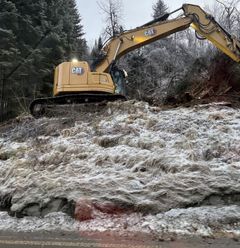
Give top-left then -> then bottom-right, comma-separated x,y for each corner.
30,93 -> 126,118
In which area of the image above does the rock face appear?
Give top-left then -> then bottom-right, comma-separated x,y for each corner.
0,100 -> 240,236
4,198 -> 75,218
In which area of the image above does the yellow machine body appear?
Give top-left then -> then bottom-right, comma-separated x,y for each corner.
52,4 -> 240,97
53,61 -> 115,96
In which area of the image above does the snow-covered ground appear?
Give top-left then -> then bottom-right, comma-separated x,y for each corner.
0,100 -> 240,237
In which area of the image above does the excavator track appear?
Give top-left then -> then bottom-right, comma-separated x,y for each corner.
29,93 -> 126,118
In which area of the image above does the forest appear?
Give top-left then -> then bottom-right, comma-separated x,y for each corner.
0,0 -> 240,121
0,0 -> 87,121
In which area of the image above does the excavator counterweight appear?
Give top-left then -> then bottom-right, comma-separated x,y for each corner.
30,4 -> 240,117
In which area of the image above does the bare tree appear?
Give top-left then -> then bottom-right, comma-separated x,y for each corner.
98,0 -> 124,39
215,0 -> 240,32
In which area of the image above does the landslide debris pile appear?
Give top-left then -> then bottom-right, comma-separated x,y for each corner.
0,100 -> 240,236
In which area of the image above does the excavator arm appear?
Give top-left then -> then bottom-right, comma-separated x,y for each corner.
95,4 -> 240,73
183,4 -> 240,62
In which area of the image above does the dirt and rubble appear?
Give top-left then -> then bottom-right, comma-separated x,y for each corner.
0,100 -> 240,240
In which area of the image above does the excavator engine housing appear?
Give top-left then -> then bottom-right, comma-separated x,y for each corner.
53,61 -> 115,96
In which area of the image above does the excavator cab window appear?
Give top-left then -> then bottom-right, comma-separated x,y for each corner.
110,65 -> 127,95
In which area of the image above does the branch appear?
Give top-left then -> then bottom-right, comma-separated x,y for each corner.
216,0 -> 228,8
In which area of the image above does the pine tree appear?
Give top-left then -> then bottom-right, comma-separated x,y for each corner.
60,0 -> 87,59
0,0 -> 19,71
124,50 -> 148,100
0,0 -> 87,121
123,0 -> 169,101
152,0 -> 168,19
91,37 -> 103,61
0,0 -> 20,119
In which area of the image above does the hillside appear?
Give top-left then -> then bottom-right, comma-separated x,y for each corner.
0,100 -> 240,238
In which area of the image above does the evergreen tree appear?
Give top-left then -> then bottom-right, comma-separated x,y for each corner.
0,0 -> 19,71
0,0 -> 87,121
125,50 -> 148,100
152,0 -> 168,19
91,37 -> 103,59
123,0 -> 196,103
122,0 -> 169,102
90,36 -> 104,65
0,0 -> 20,119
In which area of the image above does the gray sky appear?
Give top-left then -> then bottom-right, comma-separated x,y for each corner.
76,0 -> 216,47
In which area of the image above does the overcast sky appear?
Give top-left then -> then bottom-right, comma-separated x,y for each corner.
76,0 -> 216,47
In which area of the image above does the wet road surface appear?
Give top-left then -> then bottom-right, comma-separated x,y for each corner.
0,231 -> 239,248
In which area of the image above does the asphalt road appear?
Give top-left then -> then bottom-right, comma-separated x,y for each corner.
0,231 -> 239,248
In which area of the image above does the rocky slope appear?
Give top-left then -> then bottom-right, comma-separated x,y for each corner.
0,100 -> 240,238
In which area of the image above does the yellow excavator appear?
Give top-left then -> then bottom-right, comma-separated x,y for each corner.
30,4 -> 240,117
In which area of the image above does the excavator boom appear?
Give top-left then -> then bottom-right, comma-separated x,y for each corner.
95,17 -> 192,73
95,4 -> 240,73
